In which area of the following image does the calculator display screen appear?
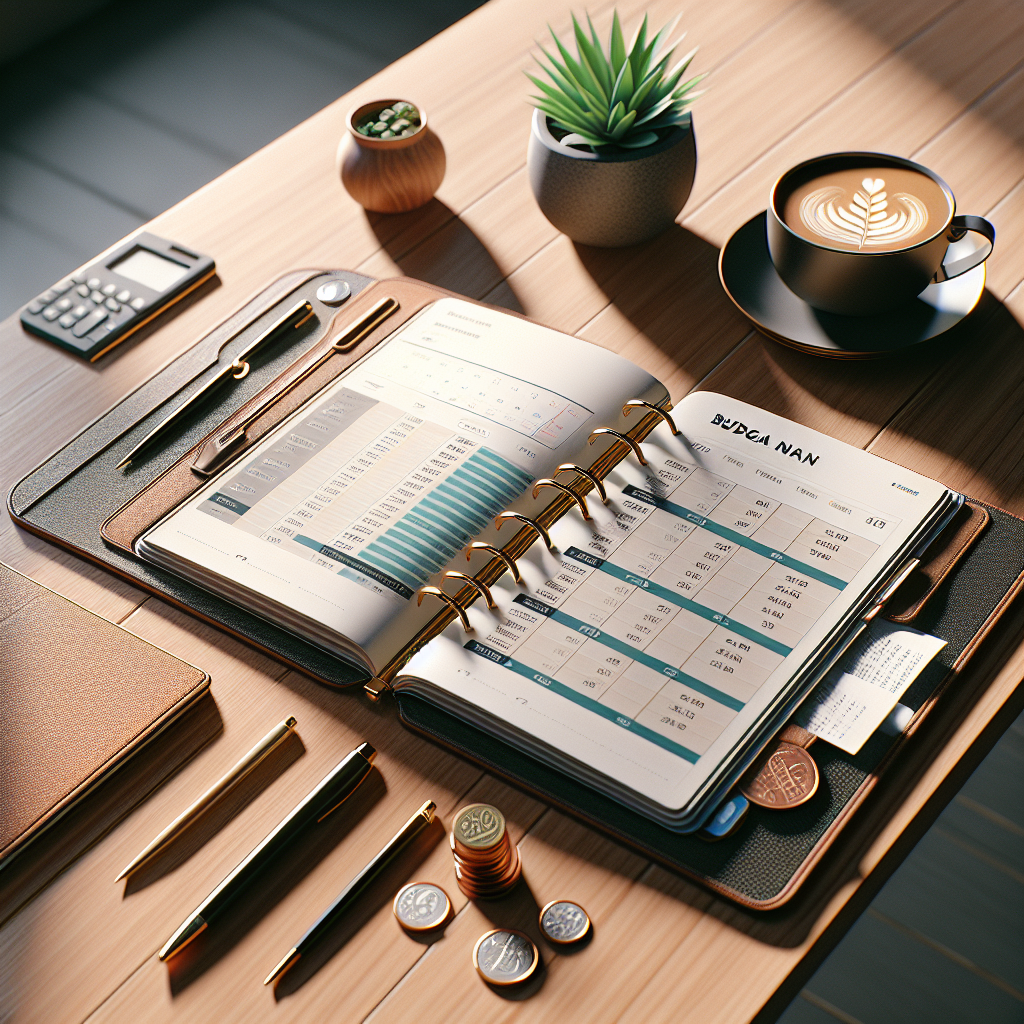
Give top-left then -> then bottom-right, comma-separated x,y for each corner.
109,248 -> 190,291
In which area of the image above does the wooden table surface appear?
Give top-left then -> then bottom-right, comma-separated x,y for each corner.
1,1 -> 1022,1021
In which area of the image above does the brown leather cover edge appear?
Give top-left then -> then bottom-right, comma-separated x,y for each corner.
885,500 -> 991,623
0,563 -> 211,866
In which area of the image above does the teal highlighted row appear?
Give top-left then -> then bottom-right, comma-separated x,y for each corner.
294,448 -> 532,592
358,448 -> 531,589
465,640 -> 701,764
567,549 -> 792,658
623,485 -> 849,590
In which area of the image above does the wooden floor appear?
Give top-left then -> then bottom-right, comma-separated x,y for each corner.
0,2 -> 1021,1023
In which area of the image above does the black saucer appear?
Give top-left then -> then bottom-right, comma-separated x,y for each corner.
718,211 -> 986,359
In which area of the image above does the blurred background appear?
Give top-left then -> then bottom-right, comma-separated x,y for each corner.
0,3 -> 1021,1021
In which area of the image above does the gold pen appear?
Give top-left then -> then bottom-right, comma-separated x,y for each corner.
116,299 -> 316,469
264,799 -> 436,986
115,716 -> 299,882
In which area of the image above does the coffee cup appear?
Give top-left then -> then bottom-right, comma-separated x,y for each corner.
766,152 -> 995,316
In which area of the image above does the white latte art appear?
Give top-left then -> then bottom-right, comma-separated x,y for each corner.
798,177 -> 929,249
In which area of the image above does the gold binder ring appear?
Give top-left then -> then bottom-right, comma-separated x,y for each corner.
465,542 -> 522,583
555,463 -> 609,504
588,428 -> 648,466
416,586 -> 472,632
622,399 -> 680,435
230,359 -> 251,380
495,511 -> 555,552
532,479 -> 592,520
443,571 -> 497,609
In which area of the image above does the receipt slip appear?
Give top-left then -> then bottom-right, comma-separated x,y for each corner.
796,620 -> 947,755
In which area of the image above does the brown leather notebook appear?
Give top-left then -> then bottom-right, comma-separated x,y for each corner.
0,562 -> 210,869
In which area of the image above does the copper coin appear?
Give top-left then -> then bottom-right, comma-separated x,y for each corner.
539,900 -> 591,945
473,929 -> 539,985
393,882 -> 452,932
452,803 -> 506,851
740,740 -> 819,808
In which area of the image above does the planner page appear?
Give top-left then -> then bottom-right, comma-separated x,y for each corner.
399,391 -> 953,818
137,298 -> 666,668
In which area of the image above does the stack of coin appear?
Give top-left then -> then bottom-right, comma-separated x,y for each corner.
450,803 -> 521,899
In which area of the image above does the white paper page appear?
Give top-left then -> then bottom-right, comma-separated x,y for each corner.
795,619 -> 946,754
138,298 -> 664,658
401,391 -> 953,811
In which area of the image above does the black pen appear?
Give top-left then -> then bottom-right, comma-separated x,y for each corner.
158,742 -> 376,961
117,298 -> 315,469
264,799 -> 437,986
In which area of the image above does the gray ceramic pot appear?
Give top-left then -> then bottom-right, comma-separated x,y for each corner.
527,108 -> 696,247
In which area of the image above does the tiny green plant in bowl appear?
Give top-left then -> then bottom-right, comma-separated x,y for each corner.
355,101 -> 422,140
527,11 -> 704,150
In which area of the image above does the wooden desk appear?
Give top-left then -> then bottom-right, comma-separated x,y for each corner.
1,1 -> 1021,1021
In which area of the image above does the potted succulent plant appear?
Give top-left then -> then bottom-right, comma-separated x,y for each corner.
337,99 -> 446,214
526,12 -> 704,247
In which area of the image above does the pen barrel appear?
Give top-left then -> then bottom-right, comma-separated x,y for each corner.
197,744 -> 374,920
298,806 -> 433,952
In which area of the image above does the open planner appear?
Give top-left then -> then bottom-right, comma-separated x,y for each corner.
135,296 -> 963,833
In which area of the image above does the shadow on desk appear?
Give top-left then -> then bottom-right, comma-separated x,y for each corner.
165,768 -> 385,995
0,689 -> 223,925
365,199 -> 525,313
123,727 -> 305,893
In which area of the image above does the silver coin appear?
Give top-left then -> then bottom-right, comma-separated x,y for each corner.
539,900 -> 591,945
473,929 -> 539,985
393,882 -> 451,931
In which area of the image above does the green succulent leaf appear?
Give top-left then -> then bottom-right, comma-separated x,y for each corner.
528,10 -> 704,150
609,11 -> 627,73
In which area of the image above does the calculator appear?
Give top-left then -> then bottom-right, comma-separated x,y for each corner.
20,232 -> 216,361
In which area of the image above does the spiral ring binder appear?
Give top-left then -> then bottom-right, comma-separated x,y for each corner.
623,399 -> 679,435
416,586 -> 472,632
555,463 -> 609,504
443,571 -> 496,609
588,427 -> 648,466
371,399 -> 670,694
532,479 -> 592,520
496,511 -> 555,552
465,542 -> 522,582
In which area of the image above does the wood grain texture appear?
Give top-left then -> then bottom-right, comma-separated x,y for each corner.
2,0 -> 1023,1022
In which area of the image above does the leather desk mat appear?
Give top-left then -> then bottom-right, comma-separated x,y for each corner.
9,271 -> 1024,908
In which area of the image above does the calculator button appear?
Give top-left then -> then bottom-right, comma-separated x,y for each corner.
27,298 -> 46,314
101,283 -> 117,296
42,306 -> 61,321
130,297 -> 146,311
71,273 -> 87,284
39,288 -> 59,303
104,298 -> 121,312
53,279 -> 75,295
72,302 -> 93,318
87,277 -> 101,290
72,309 -> 108,338
76,284 -> 91,297
90,290 -> 105,304
56,297 -> 74,312
116,289 -> 131,302
58,312 -> 78,328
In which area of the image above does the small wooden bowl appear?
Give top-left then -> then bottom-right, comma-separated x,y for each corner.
337,99 -> 446,214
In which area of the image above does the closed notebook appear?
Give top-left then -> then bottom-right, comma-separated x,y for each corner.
0,562 -> 210,867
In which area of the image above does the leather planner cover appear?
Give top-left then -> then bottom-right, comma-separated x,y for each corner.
0,562 -> 210,869
8,270 -> 1023,911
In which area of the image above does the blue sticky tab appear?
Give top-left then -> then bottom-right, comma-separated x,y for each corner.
701,794 -> 750,839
